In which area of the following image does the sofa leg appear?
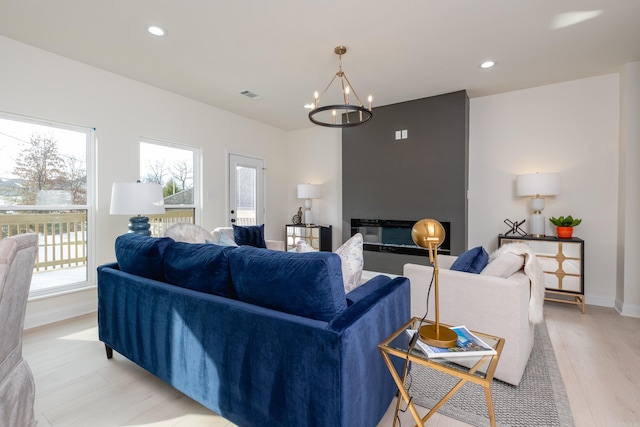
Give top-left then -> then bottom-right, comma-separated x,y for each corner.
105,344 -> 113,359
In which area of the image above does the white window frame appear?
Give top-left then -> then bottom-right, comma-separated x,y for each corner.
0,111 -> 96,299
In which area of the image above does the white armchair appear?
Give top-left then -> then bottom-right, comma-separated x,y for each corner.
0,234 -> 39,427
403,254 -> 535,386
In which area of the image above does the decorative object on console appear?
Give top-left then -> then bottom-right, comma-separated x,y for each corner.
516,172 -> 560,237
291,207 -> 303,225
307,46 -> 373,128
411,218 -> 458,348
503,218 -> 527,236
110,181 -> 165,236
549,215 -> 581,239
297,184 -> 321,225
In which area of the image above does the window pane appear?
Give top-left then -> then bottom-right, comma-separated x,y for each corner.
0,114 -> 91,296
140,141 -> 194,205
236,165 -> 257,225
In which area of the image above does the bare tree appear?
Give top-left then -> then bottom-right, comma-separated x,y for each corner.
64,154 -> 87,204
170,159 -> 192,191
142,159 -> 167,185
13,133 -> 67,204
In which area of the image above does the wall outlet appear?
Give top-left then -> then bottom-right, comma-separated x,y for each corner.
401,129 -> 408,139
395,130 -> 402,140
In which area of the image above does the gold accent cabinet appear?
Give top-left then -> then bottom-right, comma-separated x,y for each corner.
286,224 -> 332,252
498,234 -> 585,313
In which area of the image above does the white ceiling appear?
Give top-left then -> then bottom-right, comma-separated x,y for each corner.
1,1 -> 639,131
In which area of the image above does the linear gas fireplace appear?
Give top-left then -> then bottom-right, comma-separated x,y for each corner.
351,218 -> 451,256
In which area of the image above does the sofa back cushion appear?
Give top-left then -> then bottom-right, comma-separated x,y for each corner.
115,234 -> 175,282
163,242 -> 237,298
228,246 -> 347,322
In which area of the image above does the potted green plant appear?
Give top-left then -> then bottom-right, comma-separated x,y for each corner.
549,216 -> 582,238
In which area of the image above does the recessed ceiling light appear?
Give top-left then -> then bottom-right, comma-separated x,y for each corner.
480,60 -> 496,69
147,26 -> 167,37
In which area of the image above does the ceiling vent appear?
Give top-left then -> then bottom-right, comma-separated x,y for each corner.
240,90 -> 262,100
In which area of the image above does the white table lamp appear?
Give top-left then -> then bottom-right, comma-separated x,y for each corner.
516,173 -> 560,237
297,184 -> 321,225
110,181 -> 166,236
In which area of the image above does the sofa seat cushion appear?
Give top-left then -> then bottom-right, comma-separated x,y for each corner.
450,246 -> 489,274
163,242 -> 237,298
115,234 -> 175,282
229,246 -> 347,322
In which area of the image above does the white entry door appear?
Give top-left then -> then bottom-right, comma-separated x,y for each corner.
228,154 -> 264,226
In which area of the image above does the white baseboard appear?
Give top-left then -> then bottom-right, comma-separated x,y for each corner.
25,302 -> 96,330
24,287 -> 97,330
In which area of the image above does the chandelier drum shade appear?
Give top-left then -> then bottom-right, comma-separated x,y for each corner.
308,46 -> 373,128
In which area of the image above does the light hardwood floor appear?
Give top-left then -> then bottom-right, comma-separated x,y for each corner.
22,302 -> 640,427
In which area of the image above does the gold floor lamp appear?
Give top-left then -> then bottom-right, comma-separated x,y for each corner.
411,218 -> 458,348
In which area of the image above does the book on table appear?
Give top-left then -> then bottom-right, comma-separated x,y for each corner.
406,325 -> 497,358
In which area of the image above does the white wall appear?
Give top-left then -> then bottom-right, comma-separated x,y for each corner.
0,35 -> 289,328
286,127 -> 342,250
469,74 -> 620,306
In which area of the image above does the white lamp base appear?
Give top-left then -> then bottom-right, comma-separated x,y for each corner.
529,197 -> 546,237
303,198 -> 314,225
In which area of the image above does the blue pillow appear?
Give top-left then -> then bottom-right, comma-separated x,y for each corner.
163,242 -> 237,297
232,224 -> 266,248
115,234 -> 175,282
450,246 -> 489,274
228,246 -> 347,322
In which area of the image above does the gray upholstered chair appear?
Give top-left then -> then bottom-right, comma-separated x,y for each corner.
0,233 -> 39,427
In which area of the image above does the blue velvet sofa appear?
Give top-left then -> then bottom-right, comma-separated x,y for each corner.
97,234 -> 410,427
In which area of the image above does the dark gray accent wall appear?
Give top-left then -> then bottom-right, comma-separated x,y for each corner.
342,90 -> 469,274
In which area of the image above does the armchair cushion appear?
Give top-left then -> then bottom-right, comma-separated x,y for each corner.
481,252 -> 524,278
450,246 -> 489,274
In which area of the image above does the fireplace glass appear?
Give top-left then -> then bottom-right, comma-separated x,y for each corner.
351,218 -> 451,256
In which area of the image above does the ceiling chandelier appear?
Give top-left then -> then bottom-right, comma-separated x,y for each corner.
308,46 -> 373,128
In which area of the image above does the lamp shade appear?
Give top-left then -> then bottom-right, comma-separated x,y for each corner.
110,182 -> 165,216
297,184 -> 321,199
516,173 -> 560,197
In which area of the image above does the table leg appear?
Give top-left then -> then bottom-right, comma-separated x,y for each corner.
484,385 -> 496,427
380,351 -> 424,426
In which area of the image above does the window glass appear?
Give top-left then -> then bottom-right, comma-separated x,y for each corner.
0,114 -> 94,297
140,139 -> 199,236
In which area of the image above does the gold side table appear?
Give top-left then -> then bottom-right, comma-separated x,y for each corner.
378,317 -> 505,427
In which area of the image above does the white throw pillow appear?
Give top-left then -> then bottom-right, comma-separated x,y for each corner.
336,233 -> 364,293
481,251 -> 524,278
